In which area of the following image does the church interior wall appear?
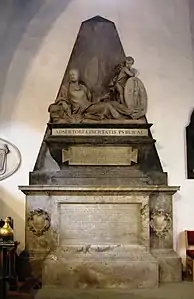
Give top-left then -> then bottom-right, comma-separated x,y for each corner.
0,0 -> 194,267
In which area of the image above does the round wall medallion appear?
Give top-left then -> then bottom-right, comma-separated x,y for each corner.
0,138 -> 21,181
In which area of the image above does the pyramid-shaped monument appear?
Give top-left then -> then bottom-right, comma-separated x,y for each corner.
19,16 -> 181,292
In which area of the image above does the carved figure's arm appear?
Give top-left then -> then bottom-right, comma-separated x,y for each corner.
124,67 -> 135,77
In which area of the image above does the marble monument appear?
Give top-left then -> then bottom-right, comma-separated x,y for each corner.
19,16 -> 182,291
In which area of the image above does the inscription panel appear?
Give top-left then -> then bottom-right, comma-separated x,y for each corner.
52,128 -> 148,136
59,203 -> 141,245
62,146 -> 138,165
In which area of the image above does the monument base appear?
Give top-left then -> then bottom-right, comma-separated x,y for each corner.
42,248 -> 158,289
19,185 -> 181,289
152,249 -> 182,283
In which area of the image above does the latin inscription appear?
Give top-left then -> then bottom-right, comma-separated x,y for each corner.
52,128 -> 148,136
59,202 -> 140,245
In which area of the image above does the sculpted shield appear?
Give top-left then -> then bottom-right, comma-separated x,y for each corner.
124,77 -> 148,116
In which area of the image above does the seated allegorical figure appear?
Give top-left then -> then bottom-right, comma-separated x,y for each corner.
48,61 -> 147,124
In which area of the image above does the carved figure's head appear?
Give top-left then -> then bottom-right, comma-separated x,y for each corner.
125,56 -> 134,68
69,69 -> 79,83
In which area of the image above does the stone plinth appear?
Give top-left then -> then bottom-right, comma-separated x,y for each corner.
19,185 -> 181,289
42,249 -> 158,289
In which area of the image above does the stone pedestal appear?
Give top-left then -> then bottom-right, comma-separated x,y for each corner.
19,122 -> 182,289
19,185 -> 181,289
152,249 -> 182,282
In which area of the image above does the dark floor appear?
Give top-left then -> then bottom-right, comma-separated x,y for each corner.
35,281 -> 194,299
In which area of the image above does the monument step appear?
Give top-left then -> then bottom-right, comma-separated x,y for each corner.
31,168 -> 150,177
46,251 -> 157,262
42,256 -> 159,289
30,168 -> 167,185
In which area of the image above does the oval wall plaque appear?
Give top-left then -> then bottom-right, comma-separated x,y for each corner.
0,138 -> 21,181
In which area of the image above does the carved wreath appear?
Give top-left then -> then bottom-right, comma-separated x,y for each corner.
150,209 -> 172,238
27,209 -> 51,237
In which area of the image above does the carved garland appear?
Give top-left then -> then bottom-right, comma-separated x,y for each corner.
27,209 -> 51,237
150,209 -> 172,238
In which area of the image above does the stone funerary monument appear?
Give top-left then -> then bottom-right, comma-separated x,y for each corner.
19,16 -> 181,289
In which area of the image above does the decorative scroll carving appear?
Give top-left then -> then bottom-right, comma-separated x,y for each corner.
27,209 -> 51,237
150,209 -> 172,238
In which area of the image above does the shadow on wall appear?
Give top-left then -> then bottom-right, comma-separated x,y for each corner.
0,187 -> 25,249
0,0 -> 72,121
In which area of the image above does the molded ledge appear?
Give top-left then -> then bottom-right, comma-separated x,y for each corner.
19,185 -> 180,195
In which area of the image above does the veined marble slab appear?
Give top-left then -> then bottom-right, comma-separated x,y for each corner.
59,203 -> 141,245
